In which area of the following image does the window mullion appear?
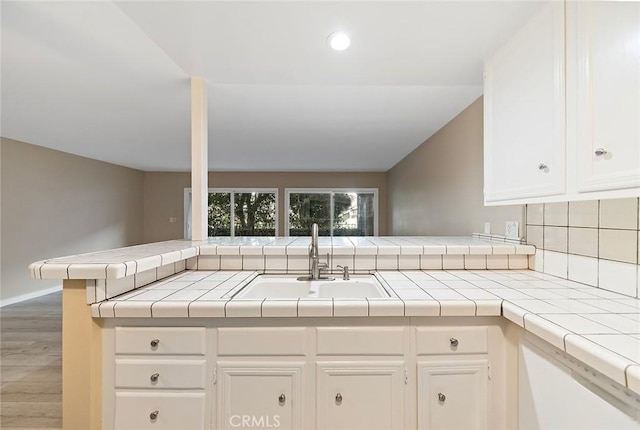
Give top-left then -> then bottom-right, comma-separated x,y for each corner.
230,192 -> 235,237
329,191 -> 334,237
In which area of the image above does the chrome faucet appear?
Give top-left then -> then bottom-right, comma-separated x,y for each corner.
309,223 -> 323,280
297,223 -> 333,281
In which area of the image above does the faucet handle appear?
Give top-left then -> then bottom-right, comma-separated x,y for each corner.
336,265 -> 350,280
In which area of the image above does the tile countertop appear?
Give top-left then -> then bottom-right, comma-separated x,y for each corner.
90,268 -> 640,397
28,236 -> 534,280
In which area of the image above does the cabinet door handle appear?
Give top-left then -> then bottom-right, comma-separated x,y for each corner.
150,373 -> 160,383
595,148 -> 608,157
278,393 -> 286,404
150,339 -> 160,348
449,338 -> 459,347
150,410 -> 159,420
538,163 -> 548,172
438,393 -> 446,402
335,393 -> 343,403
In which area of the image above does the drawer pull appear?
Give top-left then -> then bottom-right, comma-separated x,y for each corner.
150,373 -> 160,383
595,148 -> 608,157
278,393 -> 286,404
335,393 -> 343,404
450,338 -> 459,348
438,393 -> 446,403
150,410 -> 159,420
538,163 -> 549,172
150,339 -> 160,348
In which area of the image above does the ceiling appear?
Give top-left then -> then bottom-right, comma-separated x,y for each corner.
1,1 -> 540,172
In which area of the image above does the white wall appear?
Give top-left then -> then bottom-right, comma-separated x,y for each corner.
0,138 -> 144,305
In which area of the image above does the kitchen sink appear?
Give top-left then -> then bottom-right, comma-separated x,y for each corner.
233,274 -> 390,299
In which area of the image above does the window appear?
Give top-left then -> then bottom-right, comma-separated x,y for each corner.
184,188 -> 278,238
285,189 -> 378,236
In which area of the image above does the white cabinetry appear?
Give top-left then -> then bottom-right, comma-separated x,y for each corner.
316,361 -> 405,430
418,360 -> 488,430
215,327 -> 308,430
217,362 -> 304,430
114,393 -> 206,430
484,0 -> 640,204
109,327 -> 208,430
484,0 -> 566,203
568,1 -> 640,193
315,327 -> 408,430
416,327 -> 489,430
105,322 -> 498,430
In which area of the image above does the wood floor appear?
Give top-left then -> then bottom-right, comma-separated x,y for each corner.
0,291 -> 62,429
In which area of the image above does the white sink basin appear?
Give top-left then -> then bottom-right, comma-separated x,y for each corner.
234,274 -> 390,299
316,281 -> 387,298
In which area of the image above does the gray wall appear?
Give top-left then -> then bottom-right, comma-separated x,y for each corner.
0,138 -> 144,304
388,97 -> 524,236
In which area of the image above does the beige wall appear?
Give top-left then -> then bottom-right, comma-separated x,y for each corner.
388,97 -> 524,236
143,171 -> 388,243
0,138 -> 144,304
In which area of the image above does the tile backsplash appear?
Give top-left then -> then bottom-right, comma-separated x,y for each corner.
526,198 -> 640,298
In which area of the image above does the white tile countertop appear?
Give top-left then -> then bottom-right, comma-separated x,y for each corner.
89,268 -> 640,397
29,236 -> 534,280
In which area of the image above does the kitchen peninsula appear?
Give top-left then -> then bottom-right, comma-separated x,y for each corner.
30,236 -> 640,429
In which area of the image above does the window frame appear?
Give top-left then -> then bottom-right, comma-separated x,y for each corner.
284,188 -> 379,237
184,187 -> 279,238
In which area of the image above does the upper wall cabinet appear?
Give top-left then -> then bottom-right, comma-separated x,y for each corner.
484,1 -> 566,204
484,0 -> 640,205
568,1 -> 640,193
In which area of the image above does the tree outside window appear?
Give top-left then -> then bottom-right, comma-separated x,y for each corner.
187,188 -> 376,238
207,191 -> 276,237
288,191 -> 376,236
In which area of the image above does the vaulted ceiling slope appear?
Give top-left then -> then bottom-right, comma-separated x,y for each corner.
1,1 -> 540,172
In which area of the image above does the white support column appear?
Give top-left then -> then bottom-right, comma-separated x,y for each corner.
191,77 -> 208,241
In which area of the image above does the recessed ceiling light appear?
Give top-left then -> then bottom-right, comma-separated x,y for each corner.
328,32 -> 350,51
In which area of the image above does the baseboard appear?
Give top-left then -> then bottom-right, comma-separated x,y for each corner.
0,284 -> 62,307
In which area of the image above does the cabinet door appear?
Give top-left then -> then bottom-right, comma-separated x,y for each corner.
316,361 -> 405,430
418,359 -> 488,430
484,1 -> 565,203
217,362 -> 304,430
570,1 -> 640,192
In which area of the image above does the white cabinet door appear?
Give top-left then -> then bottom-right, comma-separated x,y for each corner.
484,1 -> 566,204
418,360 -> 488,430
217,362 -> 304,430
569,1 -> 640,192
316,361 -> 405,430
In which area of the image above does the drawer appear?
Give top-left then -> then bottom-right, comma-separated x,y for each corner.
217,327 -> 307,356
316,327 -> 406,356
115,359 -> 206,389
416,327 -> 488,355
115,392 -> 205,430
115,327 -> 205,355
